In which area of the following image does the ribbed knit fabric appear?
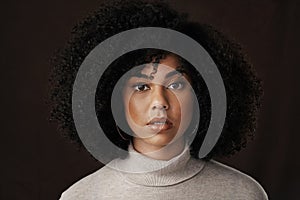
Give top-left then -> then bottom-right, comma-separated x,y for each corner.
108,142 -> 205,186
60,144 -> 268,200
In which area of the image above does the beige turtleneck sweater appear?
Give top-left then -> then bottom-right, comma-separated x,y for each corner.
60,143 -> 268,200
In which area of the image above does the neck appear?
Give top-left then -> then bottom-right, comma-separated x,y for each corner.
132,138 -> 185,160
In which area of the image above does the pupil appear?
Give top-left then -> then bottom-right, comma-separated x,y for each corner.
138,85 -> 145,90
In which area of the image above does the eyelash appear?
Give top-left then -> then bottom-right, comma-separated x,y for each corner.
133,84 -> 150,92
168,82 -> 184,90
133,82 -> 185,92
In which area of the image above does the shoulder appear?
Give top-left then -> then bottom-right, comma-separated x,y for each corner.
195,159 -> 268,200
59,165 -> 120,200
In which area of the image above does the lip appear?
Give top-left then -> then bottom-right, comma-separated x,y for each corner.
146,117 -> 173,132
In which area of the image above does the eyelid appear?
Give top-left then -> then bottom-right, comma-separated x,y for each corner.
167,82 -> 185,90
131,82 -> 148,87
132,82 -> 150,91
128,76 -> 188,89
166,76 -> 189,89
166,76 -> 187,85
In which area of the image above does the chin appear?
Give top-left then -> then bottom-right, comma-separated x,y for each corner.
145,133 -> 180,147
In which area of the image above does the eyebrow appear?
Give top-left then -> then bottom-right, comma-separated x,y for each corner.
165,69 -> 185,79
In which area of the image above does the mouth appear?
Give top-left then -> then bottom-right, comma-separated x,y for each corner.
146,118 -> 173,131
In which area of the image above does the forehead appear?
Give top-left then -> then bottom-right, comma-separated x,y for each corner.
141,54 -> 180,75
121,54 -> 192,84
127,54 -> 190,81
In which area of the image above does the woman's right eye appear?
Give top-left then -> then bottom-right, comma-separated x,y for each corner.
133,84 -> 150,92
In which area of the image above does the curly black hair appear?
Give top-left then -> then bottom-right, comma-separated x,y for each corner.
48,0 -> 263,160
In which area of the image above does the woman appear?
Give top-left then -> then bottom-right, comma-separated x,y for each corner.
49,0 -> 268,199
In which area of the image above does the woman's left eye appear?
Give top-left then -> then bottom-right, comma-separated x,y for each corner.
167,82 -> 184,90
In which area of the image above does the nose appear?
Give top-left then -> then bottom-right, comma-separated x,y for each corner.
150,85 -> 169,111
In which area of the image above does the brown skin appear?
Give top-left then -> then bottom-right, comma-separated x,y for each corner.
122,55 -> 195,160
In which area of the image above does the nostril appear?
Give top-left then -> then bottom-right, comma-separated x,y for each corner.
152,104 -> 169,110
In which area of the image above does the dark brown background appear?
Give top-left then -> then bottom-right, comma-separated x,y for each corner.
1,0 -> 299,199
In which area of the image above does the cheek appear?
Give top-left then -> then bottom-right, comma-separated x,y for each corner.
123,90 -> 140,121
177,92 -> 194,121
127,96 -> 147,123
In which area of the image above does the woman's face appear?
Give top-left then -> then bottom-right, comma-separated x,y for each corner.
122,55 -> 195,149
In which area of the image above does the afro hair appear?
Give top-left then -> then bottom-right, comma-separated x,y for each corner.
48,0 -> 263,160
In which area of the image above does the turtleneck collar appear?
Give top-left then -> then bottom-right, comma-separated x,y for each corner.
108,142 -> 206,186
